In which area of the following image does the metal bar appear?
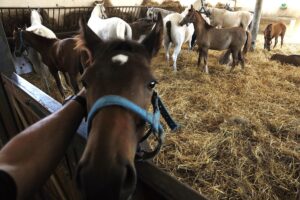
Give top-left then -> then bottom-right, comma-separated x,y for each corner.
58,8 -> 60,29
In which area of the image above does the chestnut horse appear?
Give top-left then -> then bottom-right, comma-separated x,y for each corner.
13,28 -> 83,97
180,5 -> 251,73
74,14 -> 164,199
264,22 -> 286,51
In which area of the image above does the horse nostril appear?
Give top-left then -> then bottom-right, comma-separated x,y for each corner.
121,164 -> 137,199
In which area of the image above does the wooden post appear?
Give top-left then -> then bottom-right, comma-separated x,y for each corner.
251,0 -> 264,50
0,19 -> 19,142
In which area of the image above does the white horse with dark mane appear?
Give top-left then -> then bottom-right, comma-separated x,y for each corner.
88,4 -> 132,40
146,7 -> 174,21
206,7 -> 253,30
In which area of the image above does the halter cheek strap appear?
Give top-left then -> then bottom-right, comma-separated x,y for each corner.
15,31 -> 27,56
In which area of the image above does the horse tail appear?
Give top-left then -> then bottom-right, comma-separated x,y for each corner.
243,31 -> 251,56
125,23 -> 132,40
166,21 -> 172,43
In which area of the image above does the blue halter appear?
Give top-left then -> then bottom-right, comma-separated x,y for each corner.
87,95 -> 164,137
86,92 -> 178,160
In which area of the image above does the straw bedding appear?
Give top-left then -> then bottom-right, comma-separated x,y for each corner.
21,34 -> 300,199
151,35 -> 300,199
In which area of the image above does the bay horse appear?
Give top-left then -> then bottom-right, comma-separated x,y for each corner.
264,22 -> 286,51
180,5 -> 251,73
88,3 -> 132,40
74,14 -> 164,199
13,28 -> 83,98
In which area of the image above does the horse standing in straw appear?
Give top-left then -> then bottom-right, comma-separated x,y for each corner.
180,5 -> 251,73
264,22 -> 286,51
206,7 -> 253,30
25,9 -> 57,92
88,3 -> 132,40
13,28 -> 84,98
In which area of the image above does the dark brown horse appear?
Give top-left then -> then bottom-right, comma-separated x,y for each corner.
264,22 -> 286,51
129,18 -> 155,41
74,14 -> 164,199
179,5 -> 251,73
13,28 -> 83,97
270,54 -> 300,66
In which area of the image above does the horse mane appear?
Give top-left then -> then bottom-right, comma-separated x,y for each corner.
265,24 -> 273,36
195,10 -> 213,29
91,4 -> 102,17
24,30 -> 57,43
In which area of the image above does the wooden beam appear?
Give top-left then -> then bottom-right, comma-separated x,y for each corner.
0,19 -> 19,140
251,0 -> 264,50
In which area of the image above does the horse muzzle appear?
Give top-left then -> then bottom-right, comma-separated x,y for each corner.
76,156 -> 137,200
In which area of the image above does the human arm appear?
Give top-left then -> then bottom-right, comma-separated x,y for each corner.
0,89 -> 86,199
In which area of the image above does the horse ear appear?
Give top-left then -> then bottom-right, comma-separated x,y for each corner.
75,18 -> 102,65
141,12 -> 163,58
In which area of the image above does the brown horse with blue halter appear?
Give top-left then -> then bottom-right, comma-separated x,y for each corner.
74,13 -> 169,199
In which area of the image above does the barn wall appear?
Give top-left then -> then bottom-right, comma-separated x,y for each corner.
0,0 -> 94,7
0,0 -> 299,18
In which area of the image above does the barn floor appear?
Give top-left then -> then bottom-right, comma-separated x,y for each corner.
151,35 -> 300,200
21,34 -> 300,200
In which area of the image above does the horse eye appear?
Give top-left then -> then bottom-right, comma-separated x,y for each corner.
148,80 -> 157,89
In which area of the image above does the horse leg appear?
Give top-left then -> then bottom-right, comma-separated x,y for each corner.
238,50 -> 245,69
164,40 -> 171,67
230,50 -> 238,72
273,36 -> 278,49
197,48 -> 202,68
172,43 -> 182,72
70,74 -> 79,94
202,49 -> 209,74
280,34 -> 285,48
51,70 -> 65,98
63,72 -> 71,87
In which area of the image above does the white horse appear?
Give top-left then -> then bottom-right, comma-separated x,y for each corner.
163,2 -> 209,72
25,9 -> 67,92
163,12 -> 194,71
146,7 -> 174,21
88,4 -> 132,40
206,7 -> 253,30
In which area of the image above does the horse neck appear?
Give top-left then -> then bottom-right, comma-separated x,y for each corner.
23,31 -> 56,53
31,12 -> 42,25
193,12 -> 208,36
91,5 -> 104,18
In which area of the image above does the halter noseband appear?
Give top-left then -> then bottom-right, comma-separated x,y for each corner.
87,92 -> 168,160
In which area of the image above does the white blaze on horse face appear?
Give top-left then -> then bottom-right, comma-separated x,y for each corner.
112,54 -> 128,65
